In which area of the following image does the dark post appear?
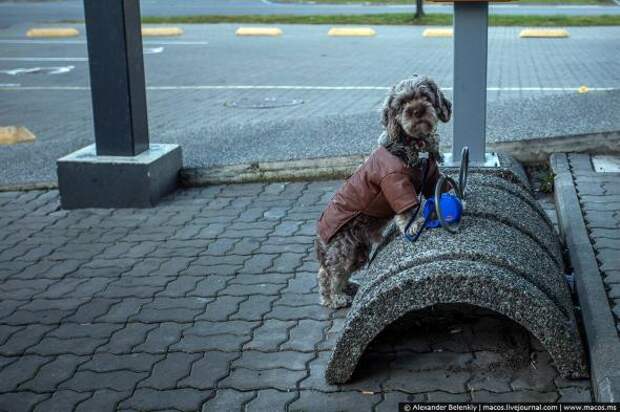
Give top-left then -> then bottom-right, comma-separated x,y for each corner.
83,0 -> 149,156
56,0 -> 182,209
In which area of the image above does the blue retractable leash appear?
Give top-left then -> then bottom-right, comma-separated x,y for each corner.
404,146 -> 469,242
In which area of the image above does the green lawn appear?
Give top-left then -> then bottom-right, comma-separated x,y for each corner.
272,0 -> 614,5
141,13 -> 620,26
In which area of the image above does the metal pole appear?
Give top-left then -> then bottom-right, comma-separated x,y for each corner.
452,1 -> 488,164
83,0 -> 149,156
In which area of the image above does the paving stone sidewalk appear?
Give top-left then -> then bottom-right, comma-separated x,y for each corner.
0,182 -> 591,411
567,154 -> 620,334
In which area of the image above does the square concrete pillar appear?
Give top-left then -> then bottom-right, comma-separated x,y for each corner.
57,144 -> 182,209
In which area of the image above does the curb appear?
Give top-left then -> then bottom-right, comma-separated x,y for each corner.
235,27 -> 283,36
327,27 -> 376,37
0,156 -> 364,192
2,131 -> 619,191
0,126 -> 36,145
551,153 -> 620,402
141,27 -> 183,37
519,28 -> 569,38
422,28 -> 452,38
0,181 -> 57,193
26,28 -> 79,38
179,155 -> 365,186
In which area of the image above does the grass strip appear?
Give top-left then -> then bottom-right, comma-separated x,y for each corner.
271,0 -> 612,4
140,13 -> 620,26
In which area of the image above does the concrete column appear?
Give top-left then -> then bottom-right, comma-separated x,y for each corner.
452,1 -> 489,164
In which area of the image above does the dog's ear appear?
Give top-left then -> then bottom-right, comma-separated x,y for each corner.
381,91 -> 394,127
381,90 -> 403,142
386,113 -> 403,142
436,89 -> 452,123
429,80 -> 452,123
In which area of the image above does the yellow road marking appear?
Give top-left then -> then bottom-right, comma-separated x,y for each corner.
422,28 -> 453,38
519,28 -> 569,38
578,85 -> 590,94
26,28 -> 79,38
327,27 -> 376,37
0,126 -> 36,145
235,27 -> 283,37
142,27 -> 184,37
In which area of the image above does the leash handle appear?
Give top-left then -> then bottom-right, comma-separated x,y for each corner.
459,146 -> 469,199
434,174 -> 462,234
405,147 -> 469,241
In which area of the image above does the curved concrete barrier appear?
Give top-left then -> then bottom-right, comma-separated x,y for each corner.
325,166 -> 587,384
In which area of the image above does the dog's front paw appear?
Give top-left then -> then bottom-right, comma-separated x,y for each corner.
318,295 -> 332,307
329,293 -> 354,309
406,216 -> 426,237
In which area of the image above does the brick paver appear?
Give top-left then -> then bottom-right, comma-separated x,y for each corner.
0,182 -> 591,410
568,154 -> 620,335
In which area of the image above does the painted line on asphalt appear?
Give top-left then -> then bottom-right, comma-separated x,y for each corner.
0,85 -> 617,92
0,66 -> 75,75
0,57 -> 88,62
0,48 -> 164,62
0,40 -> 208,45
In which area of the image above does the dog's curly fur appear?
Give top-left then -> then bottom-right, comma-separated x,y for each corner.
315,75 -> 452,309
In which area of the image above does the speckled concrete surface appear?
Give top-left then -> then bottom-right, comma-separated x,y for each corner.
326,168 -> 587,385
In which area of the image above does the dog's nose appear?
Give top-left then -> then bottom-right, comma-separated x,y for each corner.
412,104 -> 426,117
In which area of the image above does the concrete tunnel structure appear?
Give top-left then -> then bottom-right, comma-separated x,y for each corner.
325,157 -> 588,384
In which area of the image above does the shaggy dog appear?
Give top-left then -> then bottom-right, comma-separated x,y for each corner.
315,76 -> 452,309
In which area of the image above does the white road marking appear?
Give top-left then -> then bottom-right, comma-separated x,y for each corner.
0,65 -> 75,75
145,46 -> 164,54
0,83 -> 20,87
154,85 -> 391,90
0,84 -> 617,92
0,48 -> 164,62
0,40 -> 207,45
0,57 -> 88,62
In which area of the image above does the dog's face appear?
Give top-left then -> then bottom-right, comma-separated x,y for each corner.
398,94 -> 439,140
382,76 -> 452,149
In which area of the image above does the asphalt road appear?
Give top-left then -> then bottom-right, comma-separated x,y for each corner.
0,23 -> 618,186
1,0 -> 620,28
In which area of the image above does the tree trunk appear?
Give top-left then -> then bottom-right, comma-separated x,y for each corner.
415,0 -> 425,18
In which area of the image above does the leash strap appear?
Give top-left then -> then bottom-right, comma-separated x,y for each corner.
403,158 -> 430,242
